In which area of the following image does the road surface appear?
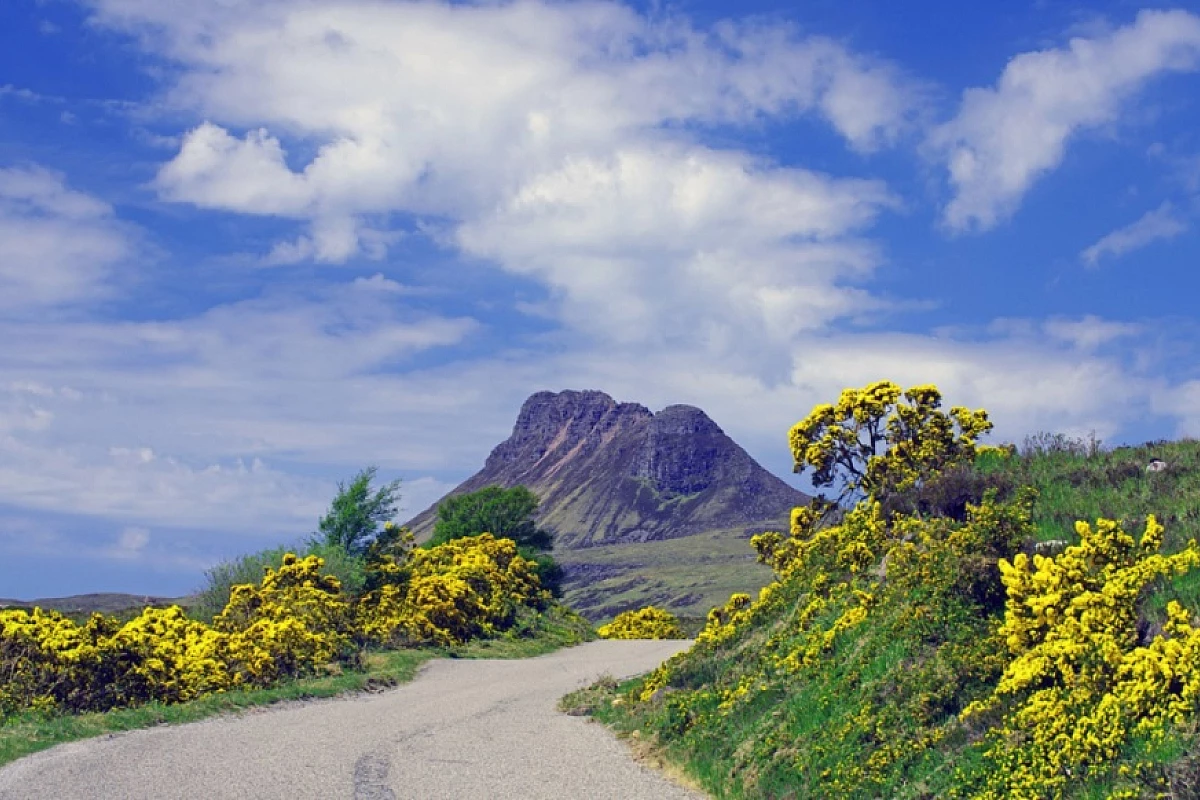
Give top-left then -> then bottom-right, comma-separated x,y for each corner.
0,639 -> 705,800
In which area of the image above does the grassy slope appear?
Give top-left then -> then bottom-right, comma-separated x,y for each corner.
556,527 -> 776,622
0,605 -> 594,769
572,439 -> 1200,799
976,438 -> 1200,621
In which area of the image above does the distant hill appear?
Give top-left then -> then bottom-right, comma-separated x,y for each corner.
406,389 -> 809,619
0,593 -> 191,615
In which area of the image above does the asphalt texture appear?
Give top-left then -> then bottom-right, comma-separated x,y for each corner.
0,639 -> 705,800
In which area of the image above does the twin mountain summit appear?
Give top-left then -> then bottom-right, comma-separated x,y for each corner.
10,390 -> 807,620
406,389 -> 809,620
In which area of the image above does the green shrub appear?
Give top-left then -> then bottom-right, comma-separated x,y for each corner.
191,540 -> 365,623
519,547 -> 564,598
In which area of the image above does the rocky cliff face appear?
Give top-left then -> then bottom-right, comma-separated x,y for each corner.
405,390 -> 808,550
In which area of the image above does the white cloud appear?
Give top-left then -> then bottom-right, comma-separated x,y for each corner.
932,9 -> 1200,232
89,0 -> 918,299
1151,379 -> 1200,440
0,271 -> 482,535
154,123 -> 311,215
1042,315 -> 1142,351
92,0 -> 919,362
0,84 -> 46,102
110,526 -> 151,559
1080,202 -> 1188,266
0,421 -> 331,535
456,142 -> 895,346
0,165 -> 136,313
778,333 -> 1147,451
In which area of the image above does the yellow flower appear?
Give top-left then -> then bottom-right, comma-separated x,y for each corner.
598,606 -> 683,640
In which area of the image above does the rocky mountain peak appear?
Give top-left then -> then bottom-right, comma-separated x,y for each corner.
484,390 -> 652,475
647,404 -> 723,436
404,389 -> 810,620
631,405 -> 731,496
407,389 -> 807,549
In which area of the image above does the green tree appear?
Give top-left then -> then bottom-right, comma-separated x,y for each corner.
428,485 -> 551,550
427,485 -> 561,596
313,466 -> 403,558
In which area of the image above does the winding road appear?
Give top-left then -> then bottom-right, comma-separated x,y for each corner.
0,640 -> 704,800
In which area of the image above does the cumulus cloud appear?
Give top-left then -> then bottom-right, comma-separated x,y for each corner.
95,1 -> 919,155
0,165 -> 136,313
1148,365 -> 1200,439
457,142 -> 895,346
82,0 -> 920,343
931,9 -> 1200,232
154,123 -> 311,215
1080,202 -> 1188,266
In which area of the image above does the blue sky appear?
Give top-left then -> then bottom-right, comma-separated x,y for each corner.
2,0 -> 1200,600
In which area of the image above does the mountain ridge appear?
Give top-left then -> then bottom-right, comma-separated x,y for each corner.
405,389 -> 808,618
406,389 -> 807,548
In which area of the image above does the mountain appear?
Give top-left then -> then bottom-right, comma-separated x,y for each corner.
405,389 -> 809,620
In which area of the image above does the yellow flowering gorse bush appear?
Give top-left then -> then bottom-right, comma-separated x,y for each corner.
1,533 -> 551,720
597,606 -> 683,640
786,380 -> 995,508
1,606 -> 110,715
961,515 -> 1200,800
356,533 -> 548,647
0,604 -> 231,714
212,553 -> 353,687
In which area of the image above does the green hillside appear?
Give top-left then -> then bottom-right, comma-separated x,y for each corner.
975,436 -> 1200,625
556,527 -> 775,622
568,386 -> 1200,800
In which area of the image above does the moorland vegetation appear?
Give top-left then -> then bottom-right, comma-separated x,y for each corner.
568,380 -> 1200,799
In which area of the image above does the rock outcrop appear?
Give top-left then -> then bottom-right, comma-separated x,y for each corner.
405,390 -> 809,550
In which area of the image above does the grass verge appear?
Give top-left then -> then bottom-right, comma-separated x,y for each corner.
0,605 -> 594,770
559,672 -> 710,797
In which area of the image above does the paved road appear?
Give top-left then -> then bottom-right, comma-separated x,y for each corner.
0,640 -> 704,800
